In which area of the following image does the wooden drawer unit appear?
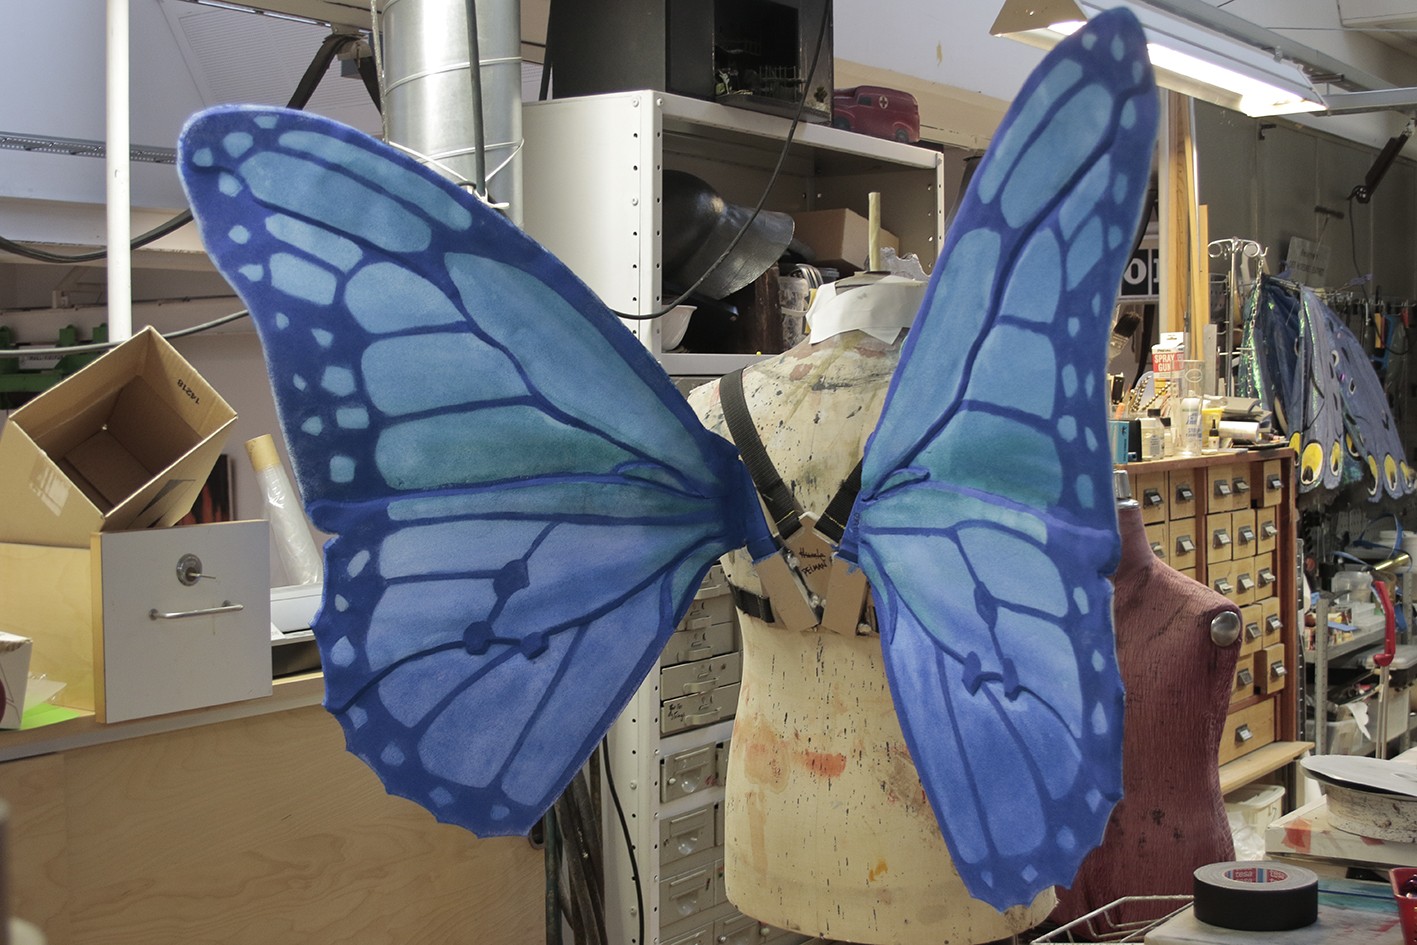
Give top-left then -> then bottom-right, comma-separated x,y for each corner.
1144,522 -> 1169,562
1260,458 -> 1285,507
1231,466 -> 1254,509
1238,603 -> 1265,657
1134,471 -> 1168,524
1232,659 -> 1257,704
1256,509 -> 1279,555
1169,468 -> 1199,519
1254,554 -> 1278,601
1232,509 -> 1257,556
1209,561 -> 1236,599
1207,465 -> 1238,513
1171,520 -> 1200,570
1220,697 -> 1276,765
1260,596 -> 1284,642
1207,511 -> 1234,563
1259,643 -> 1288,695
1232,558 -> 1257,607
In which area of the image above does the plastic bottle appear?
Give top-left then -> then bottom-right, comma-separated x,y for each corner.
1179,395 -> 1203,456
245,434 -> 322,585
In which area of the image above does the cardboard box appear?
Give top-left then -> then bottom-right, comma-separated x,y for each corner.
0,327 -> 236,548
0,631 -> 31,729
790,208 -> 899,270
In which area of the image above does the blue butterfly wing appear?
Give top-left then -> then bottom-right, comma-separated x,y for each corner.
178,106 -> 771,835
838,9 -> 1157,911
1313,290 -> 1415,499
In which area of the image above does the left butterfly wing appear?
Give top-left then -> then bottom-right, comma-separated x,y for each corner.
1312,289 -> 1416,499
838,9 -> 1157,911
178,106 -> 772,836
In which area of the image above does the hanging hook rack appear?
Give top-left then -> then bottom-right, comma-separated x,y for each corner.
1208,238 -> 1268,396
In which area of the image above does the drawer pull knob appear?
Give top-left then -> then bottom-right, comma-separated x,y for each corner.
150,601 -> 244,620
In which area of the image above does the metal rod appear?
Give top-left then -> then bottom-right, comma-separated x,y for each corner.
106,0 -> 132,341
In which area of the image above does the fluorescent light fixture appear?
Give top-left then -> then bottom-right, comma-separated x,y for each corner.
991,0 -> 1324,118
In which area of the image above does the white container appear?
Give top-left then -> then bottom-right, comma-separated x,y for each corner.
1224,782 -> 1285,835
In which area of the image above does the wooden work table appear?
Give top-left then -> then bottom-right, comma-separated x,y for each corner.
0,676 -> 543,945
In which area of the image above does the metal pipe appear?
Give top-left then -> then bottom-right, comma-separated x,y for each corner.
381,0 -> 523,224
106,0 -> 132,341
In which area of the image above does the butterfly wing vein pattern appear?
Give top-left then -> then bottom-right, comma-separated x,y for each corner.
844,9 -> 1156,910
179,107 -> 769,835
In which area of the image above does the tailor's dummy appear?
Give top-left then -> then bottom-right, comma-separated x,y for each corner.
687,276 -> 1056,945
1050,474 -> 1241,935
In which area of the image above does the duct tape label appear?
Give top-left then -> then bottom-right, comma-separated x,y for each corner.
1192,861 -> 1320,932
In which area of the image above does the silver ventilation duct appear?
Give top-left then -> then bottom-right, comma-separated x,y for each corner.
381,0 -> 523,224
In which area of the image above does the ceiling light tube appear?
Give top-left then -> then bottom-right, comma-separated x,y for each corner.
991,0 -> 1324,118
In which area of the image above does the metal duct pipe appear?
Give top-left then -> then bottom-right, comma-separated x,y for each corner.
382,0 -> 523,224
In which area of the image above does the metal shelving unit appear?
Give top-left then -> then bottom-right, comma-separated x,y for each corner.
521,89 -> 945,945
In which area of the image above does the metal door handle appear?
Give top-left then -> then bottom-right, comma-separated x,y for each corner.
150,601 -> 244,620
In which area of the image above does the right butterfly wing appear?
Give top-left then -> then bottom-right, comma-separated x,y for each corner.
178,106 -> 772,837
841,9 -> 1157,911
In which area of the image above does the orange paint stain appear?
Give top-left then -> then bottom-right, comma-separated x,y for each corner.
867,858 -> 889,883
1283,820 -> 1311,854
800,750 -> 847,779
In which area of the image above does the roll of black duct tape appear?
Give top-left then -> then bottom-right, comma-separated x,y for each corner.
1192,861 -> 1319,931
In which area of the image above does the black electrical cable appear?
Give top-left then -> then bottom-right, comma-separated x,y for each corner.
601,736 -> 644,945
462,0 -> 488,197
0,309 -> 250,359
1348,194 -> 1369,301
0,31 -> 372,266
612,6 -> 832,322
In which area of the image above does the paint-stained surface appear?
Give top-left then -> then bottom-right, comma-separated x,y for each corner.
689,332 -> 1055,943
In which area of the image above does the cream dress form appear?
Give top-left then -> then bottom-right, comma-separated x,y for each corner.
687,325 -> 1056,945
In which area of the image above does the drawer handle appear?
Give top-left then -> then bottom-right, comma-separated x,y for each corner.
1238,526 -> 1256,544
1214,480 -> 1232,497
1267,474 -> 1282,491
1271,661 -> 1287,678
1261,522 -> 1278,539
1237,574 -> 1256,593
1266,614 -> 1283,634
1245,622 -> 1261,641
150,600 -> 244,620
1214,578 -> 1234,595
1234,478 -> 1251,494
1149,541 -> 1165,558
1236,724 -> 1254,744
1175,485 -> 1194,502
1258,568 -> 1276,586
682,679 -> 718,694
1237,668 -> 1254,686
1213,530 -> 1232,548
1176,536 -> 1196,554
682,708 -> 721,726
1143,489 -> 1163,508
687,639 -> 714,651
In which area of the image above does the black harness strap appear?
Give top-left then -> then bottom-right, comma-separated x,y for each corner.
730,585 -> 775,624
817,459 -> 863,543
720,368 -> 803,541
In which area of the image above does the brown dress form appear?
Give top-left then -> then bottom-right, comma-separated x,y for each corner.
1050,503 -> 1240,934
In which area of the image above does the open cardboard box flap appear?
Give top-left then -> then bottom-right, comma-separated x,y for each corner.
0,326 -> 236,548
